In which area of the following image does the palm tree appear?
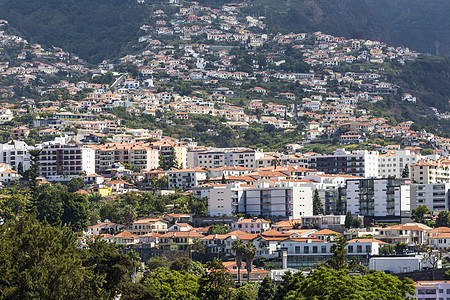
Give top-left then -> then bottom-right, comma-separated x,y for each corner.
243,242 -> 257,283
232,239 -> 245,286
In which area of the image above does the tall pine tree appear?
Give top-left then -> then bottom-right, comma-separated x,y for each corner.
313,189 -> 324,215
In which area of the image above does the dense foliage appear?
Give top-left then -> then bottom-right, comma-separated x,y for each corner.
0,0 -> 151,63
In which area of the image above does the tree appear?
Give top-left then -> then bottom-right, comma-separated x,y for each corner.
0,215 -> 106,299
207,224 -> 230,235
274,271 -> 304,300
395,242 -> 408,254
67,176 -> 85,193
17,161 -> 24,175
344,211 -> 363,229
28,149 -> 42,199
436,210 -> 450,227
0,193 -> 29,221
412,205 -> 431,224
221,174 -> 227,184
142,267 -> 199,300
379,244 -> 396,255
83,238 -> 137,298
344,211 -> 353,229
243,243 -> 257,283
147,256 -> 170,270
284,266 -> 415,300
232,240 -> 246,286
197,258 -> 234,300
257,276 -> 275,300
401,164 -> 410,178
313,189 -> 323,215
327,235 -> 348,270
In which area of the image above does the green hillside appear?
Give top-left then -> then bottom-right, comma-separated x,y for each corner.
0,0 -> 151,64
366,0 -> 450,57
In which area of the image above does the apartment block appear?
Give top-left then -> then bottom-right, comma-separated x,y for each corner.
345,178 -> 411,223
187,147 -> 264,169
411,159 -> 450,184
208,181 -> 313,219
87,142 -> 159,174
378,150 -> 421,178
39,142 -> 95,181
411,183 -> 450,212
0,140 -> 35,171
167,167 -> 208,190
307,148 -> 379,178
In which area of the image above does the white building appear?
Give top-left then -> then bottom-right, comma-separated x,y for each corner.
378,150 -> 421,178
39,141 -> 95,181
187,147 -> 264,169
370,255 -> 440,273
345,178 -> 411,223
0,140 -> 35,171
167,167 -> 208,190
0,163 -> 21,183
411,183 -> 450,212
0,108 -> 13,124
208,180 -> 313,219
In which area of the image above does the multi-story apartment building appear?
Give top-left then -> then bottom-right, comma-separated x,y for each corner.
87,142 -> 159,174
151,140 -> 187,169
0,140 -> 35,171
411,183 -> 450,212
256,154 -> 308,168
378,150 -> 421,178
187,147 -> 264,169
167,167 -> 208,190
39,141 -> 95,181
345,178 -> 411,223
307,148 -> 379,178
208,181 -> 313,219
411,159 -> 450,184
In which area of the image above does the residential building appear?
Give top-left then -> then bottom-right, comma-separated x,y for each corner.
0,163 -> 20,183
345,178 -> 412,223
158,231 -> 205,251
187,147 -> 264,169
128,218 -> 168,235
0,140 -> 35,171
411,159 -> 450,184
307,148 -> 379,178
39,141 -> 95,181
167,167 -> 208,190
208,180 -> 313,219
411,183 -> 450,212
231,218 -> 271,234
377,223 -> 431,245
412,281 -> 450,299
87,142 -> 159,175
378,150 -> 421,178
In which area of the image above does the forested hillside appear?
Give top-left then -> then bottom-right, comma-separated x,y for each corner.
366,0 -> 450,57
0,0 -> 151,63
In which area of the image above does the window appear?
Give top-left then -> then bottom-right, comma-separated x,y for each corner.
304,246 -> 309,254
348,246 -> 353,253
357,245 -> 362,253
321,246 -> 327,253
366,245 -> 372,253
313,246 -> 318,253
295,246 -> 300,254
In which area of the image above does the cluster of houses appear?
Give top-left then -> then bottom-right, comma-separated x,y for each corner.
84,214 -> 450,281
